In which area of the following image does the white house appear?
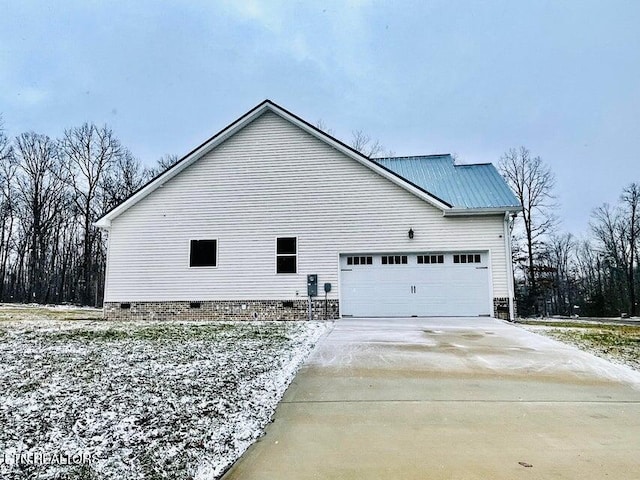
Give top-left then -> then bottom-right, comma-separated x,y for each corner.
96,100 -> 521,321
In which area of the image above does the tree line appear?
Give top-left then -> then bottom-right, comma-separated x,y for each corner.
500,147 -> 639,318
0,116 -> 164,306
1,114 -> 637,317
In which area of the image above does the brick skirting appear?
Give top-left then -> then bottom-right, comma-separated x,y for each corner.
103,300 -> 339,321
493,297 -> 512,320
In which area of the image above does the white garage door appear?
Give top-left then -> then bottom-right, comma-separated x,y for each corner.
340,252 -> 491,317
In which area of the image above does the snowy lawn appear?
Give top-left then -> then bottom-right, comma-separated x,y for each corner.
0,316 -> 331,479
519,320 -> 640,372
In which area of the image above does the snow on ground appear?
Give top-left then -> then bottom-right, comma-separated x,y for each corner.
519,322 -> 640,374
0,319 -> 332,479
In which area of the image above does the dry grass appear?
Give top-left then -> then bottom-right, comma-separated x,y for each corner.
0,312 -> 330,479
520,321 -> 640,372
0,303 -> 103,322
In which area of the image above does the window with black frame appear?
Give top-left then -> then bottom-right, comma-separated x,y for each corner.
189,239 -> 217,267
276,237 -> 297,273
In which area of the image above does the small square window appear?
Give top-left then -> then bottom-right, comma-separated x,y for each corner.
382,256 -> 388,265
277,255 -> 296,274
367,256 -> 372,265
417,255 -> 424,264
453,255 -> 460,264
276,237 -> 297,255
437,255 -> 444,264
190,240 -> 217,267
347,257 -> 353,265
354,256 -> 360,265
475,254 -> 481,263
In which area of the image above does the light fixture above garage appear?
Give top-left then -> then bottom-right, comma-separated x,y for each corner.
408,228 -> 414,239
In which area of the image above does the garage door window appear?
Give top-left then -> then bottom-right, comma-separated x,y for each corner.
381,255 -> 407,265
453,254 -> 481,264
417,254 -> 444,264
347,256 -> 373,266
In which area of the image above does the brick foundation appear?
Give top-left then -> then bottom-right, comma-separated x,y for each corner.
493,297 -> 512,320
104,299 -> 339,321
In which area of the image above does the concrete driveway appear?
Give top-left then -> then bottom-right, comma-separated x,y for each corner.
223,317 -> 640,479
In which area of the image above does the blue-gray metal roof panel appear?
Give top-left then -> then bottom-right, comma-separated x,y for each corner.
374,155 -> 521,209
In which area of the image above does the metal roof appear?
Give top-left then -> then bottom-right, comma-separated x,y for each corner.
373,154 -> 521,210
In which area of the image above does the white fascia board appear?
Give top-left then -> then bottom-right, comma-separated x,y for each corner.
442,206 -> 523,217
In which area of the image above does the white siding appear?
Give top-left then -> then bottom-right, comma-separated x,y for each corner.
105,112 -> 508,302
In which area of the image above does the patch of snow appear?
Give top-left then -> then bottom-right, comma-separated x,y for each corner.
0,319 -> 331,479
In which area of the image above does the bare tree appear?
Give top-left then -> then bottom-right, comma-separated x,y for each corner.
314,120 -> 391,157
60,123 -> 123,305
573,239 -> 604,315
620,183 -> 639,316
148,153 -> 179,177
590,201 -> 631,315
314,119 -> 334,136
593,184 -> 640,316
13,132 -> 68,302
103,151 -> 151,209
0,116 -> 16,300
0,116 -> 161,306
542,233 -> 576,315
351,130 -> 385,158
500,147 -> 556,314
0,115 -> 11,163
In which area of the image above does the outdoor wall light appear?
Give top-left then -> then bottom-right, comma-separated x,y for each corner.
408,228 -> 414,239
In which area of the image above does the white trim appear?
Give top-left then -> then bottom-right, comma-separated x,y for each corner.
188,238 -> 219,269
103,231 -> 112,304
275,235 -> 298,275
336,252 -> 343,318
504,212 -> 516,320
487,248 -> 495,316
442,207 -> 522,217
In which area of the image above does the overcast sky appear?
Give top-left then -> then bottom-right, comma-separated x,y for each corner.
1,0 -> 638,235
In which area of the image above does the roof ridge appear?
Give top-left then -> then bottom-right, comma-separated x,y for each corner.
375,155 -> 496,168
455,162 -> 493,167
373,154 -> 451,160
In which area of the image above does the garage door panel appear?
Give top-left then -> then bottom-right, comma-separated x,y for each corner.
341,253 -> 490,317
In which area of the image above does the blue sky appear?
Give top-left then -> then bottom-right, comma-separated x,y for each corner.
1,0 -> 639,234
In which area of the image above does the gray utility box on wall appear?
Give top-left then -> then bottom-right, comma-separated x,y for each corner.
307,274 -> 318,297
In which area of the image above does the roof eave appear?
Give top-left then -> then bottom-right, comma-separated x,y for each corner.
94,218 -> 111,229
442,206 -> 523,216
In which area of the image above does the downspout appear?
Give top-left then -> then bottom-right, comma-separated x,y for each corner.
504,212 -> 516,320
